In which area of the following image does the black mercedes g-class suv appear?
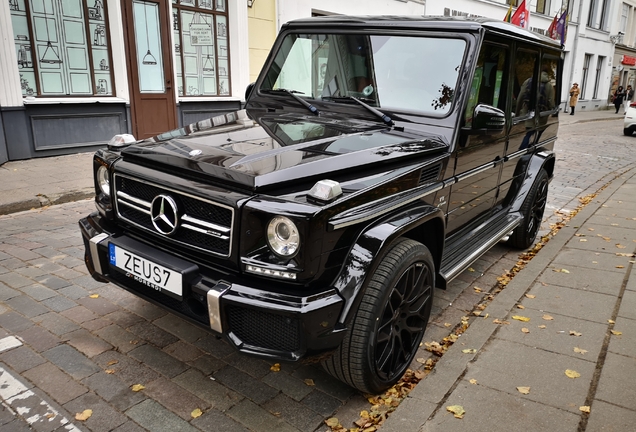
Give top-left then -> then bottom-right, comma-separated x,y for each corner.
80,16 -> 562,393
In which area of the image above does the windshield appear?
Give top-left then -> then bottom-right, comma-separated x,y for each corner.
260,33 -> 466,116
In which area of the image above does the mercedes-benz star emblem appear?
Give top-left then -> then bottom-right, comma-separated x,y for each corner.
150,195 -> 180,235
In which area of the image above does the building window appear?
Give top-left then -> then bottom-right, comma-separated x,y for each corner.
620,4 -> 630,34
599,0 -> 611,30
593,56 -> 604,99
507,0 -> 518,6
581,54 -> 592,98
588,0 -> 611,30
536,0 -> 550,15
172,0 -> 230,97
10,0 -> 114,97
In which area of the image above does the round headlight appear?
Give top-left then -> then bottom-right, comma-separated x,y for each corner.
267,216 -> 300,258
96,165 -> 110,196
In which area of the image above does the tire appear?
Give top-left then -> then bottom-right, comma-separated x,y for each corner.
322,238 -> 434,394
508,169 -> 549,249
624,128 -> 632,136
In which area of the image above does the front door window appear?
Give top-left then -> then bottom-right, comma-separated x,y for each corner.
132,0 -> 165,92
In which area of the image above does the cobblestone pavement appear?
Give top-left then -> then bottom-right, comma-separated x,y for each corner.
0,118 -> 633,432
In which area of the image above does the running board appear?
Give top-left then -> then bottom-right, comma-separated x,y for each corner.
438,212 -> 523,288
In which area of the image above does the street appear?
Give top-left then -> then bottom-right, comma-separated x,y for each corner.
0,117 -> 633,432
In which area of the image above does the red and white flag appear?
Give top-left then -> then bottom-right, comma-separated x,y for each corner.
511,0 -> 530,29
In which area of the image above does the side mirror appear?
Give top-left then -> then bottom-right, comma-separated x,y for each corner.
463,104 -> 506,135
245,83 -> 255,101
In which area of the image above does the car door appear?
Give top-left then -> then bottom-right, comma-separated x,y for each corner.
445,42 -> 509,233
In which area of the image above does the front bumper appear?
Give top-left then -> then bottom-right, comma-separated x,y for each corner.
79,212 -> 345,362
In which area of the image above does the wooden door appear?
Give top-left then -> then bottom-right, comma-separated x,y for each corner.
122,0 -> 177,139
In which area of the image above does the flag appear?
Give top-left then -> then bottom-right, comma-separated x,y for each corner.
555,11 -> 567,44
511,0 -> 530,29
503,5 -> 513,23
547,13 -> 559,40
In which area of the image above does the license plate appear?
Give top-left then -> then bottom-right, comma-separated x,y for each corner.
108,244 -> 182,298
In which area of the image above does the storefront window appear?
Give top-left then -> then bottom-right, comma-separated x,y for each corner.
172,0 -> 230,96
10,0 -> 114,97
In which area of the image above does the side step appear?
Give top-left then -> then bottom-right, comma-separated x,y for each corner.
438,212 -> 523,288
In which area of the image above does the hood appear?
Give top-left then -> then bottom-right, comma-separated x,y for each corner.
120,110 -> 449,192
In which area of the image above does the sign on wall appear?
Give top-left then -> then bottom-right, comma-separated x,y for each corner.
190,23 -> 213,46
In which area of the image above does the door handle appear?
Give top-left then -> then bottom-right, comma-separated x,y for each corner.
166,79 -> 172,90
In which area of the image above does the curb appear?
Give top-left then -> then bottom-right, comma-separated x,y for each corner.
0,189 -> 94,216
380,166 -> 636,431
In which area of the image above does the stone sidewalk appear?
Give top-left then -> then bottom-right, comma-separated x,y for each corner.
381,167 -> 636,431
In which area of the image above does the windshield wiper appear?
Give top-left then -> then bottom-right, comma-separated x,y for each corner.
322,96 -> 394,127
262,88 -> 320,116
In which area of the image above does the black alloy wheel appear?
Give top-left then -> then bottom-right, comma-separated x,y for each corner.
509,169 -> 549,249
322,238 -> 434,394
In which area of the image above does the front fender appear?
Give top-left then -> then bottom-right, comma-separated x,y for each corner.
331,203 -> 444,326
510,150 -> 555,213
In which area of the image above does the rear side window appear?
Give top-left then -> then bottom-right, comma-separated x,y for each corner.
513,50 -> 539,118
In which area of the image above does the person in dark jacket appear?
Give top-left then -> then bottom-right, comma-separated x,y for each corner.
614,86 -> 626,114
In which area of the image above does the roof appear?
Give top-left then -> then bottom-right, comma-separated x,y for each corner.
283,15 -> 561,48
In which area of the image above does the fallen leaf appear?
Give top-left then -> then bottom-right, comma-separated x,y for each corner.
616,244 -> 626,249
191,408 -> 202,419
608,319 -> 615,324
611,330 -> 622,336
543,314 -> 554,321
580,239 -> 587,242
472,310 -> 482,316
573,347 -> 588,354
516,304 -> 525,309
446,405 -> 465,419
493,319 -> 510,325
516,386 -> 530,394
473,287 -> 482,292
512,315 -> 530,322
444,323 -> 452,327
579,406 -> 591,413
107,360 -> 118,366
483,313 -> 489,319
521,328 -> 530,334
75,409 -> 92,421
325,418 -> 340,428
538,325 -> 547,329
89,294 -> 99,299
270,363 -> 281,372
616,265 -> 625,269
588,228 -> 595,231
570,330 -> 582,337
304,378 -> 315,386
565,369 -> 581,379
131,384 -> 145,392
525,294 -> 536,299
105,369 -> 115,374
462,349 -> 477,354
468,268 -> 475,272
553,268 -> 570,273
469,379 -> 478,385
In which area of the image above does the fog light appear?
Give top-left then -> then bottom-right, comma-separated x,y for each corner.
246,265 -> 297,280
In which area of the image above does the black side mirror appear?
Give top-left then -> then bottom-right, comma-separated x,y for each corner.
245,83 -> 255,101
463,104 -> 506,135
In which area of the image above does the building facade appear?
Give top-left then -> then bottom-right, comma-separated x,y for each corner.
0,0 -> 250,165
609,0 -> 636,103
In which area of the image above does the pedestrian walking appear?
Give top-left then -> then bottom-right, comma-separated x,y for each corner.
625,85 -> 634,113
568,83 -> 580,115
613,86 -> 625,114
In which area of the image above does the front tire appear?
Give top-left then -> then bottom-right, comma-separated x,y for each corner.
323,238 -> 434,394
508,169 -> 549,249
624,128 -> 633,136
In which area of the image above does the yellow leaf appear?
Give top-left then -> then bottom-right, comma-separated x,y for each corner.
573,347 -> 588,354
512,315 -> 530,322
468,268 -> 475,272
89,294 -> 99,299
363,427 -> 377,432
521,328 -> 530,334
579,406 -> 591,413
446,405 -> 465,419
516,304 -> 525,309
516,386 -> 530,395
616,265 -> 625,269
191,408 -> 203,419
525,294 -> 536,299
325,418 -> 340,428
462,349 -> 476,354
611,330 -> 622,336
565,369 -> 581,379
570,330 -> 582,337
483,313 -> 489,319
469,379 -> 477,385
360,410 -> 370,419
616,244 -> 627,249
270,363 -> 281,372
444,322 -> 452,327
473,287 -> 482,292
131,384 -> 145,392
107,360 -> 118,366
472,311 -> 481,316
538,325 -> 547,329
608,319 -> 615,324
304,378 -> 315,386
542,314 -> 554,321
75,409 -> 92,421
105,369 -> 115,374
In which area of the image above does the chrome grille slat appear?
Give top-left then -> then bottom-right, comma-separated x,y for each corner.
114,174 -> 234,257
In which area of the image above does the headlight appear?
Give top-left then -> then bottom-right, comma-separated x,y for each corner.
96,165 -> 110,196
267,216 -> 300,258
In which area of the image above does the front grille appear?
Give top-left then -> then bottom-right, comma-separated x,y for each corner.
227,306 -> 301,353
114,174 -> 233,257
